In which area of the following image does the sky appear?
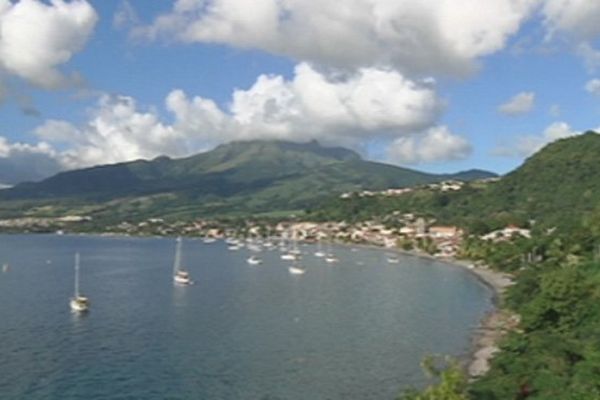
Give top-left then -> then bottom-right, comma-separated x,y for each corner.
2,0 -> 600,185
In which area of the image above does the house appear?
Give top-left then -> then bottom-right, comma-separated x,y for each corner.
428,226 -> 461,239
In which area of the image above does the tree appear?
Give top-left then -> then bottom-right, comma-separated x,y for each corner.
400,357 -> 469,400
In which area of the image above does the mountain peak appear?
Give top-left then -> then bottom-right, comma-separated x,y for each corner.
212,139 -> 361,163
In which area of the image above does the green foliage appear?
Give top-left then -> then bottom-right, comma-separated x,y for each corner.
398,134 -> 600,399
400,357 -> 469,400
0,140 -> 494,221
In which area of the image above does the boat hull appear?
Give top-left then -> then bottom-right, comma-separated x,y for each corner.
70,297 -> 89,312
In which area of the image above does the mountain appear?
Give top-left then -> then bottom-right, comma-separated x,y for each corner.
308,132 -> 600,231
0,139 -> 496,221
473,131 -> 600,228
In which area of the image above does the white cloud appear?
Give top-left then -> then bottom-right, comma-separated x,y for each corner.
136,0 -> 537,76
543,0 -> 600,40
386,126 -> 472,165
0,136 -> 62,184
542,1 -> 600,71
576,42 -> 600,72
156,62 -> 443,154
494,121 -> 581,157
498,91 -> 535,115
220,63 -> 442,145
0,0 -> 97,89
113,0 -> 138,30
36,94 -> 184,169
19,63 -> 446,176
585,78 -> 600,95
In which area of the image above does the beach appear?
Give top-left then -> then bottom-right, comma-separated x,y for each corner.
458,263 -> 516,378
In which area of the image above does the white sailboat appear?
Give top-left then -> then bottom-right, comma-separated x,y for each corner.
289,232 -> 302,255
314,235 -> 325,257
288,261 -> 306,275
173,237 -> 192,285
325,254 -> 339,263
247,255 -> 263,265
282,229 -> 301,260
69,253 -> 89,312
325,241 -> 339,263
387,255 -> 400,264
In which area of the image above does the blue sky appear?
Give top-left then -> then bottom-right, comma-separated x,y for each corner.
1,0 -> 600,185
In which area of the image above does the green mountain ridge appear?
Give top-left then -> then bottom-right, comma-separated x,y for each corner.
0,139 -> 495,221
311,131 -> 600,232
448,131 -> 600,230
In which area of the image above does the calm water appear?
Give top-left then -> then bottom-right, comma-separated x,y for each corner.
0,234 -> 493,400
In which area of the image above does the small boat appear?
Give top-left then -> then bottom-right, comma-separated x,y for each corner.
247,243 -> 262,252
387,256 -> 400,264
247,255 -> 262,265
281,253 -> 298,261
228,244 -> 242,251
288,265 -> 306,275
69,253 -> 89,312
325,254 -> 339,263
173,237 -> 192,285
2,263 -> 8,273
203,237 -> 216,244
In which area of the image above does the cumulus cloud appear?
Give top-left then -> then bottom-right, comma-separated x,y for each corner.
220,63 -> 442,145
113,0 -> 138,30
585,78 -> 600,95
494,121 -> 581,157
542,1 -> 600,71
135,0 -> 537,76
0,136 -> 62,184
0,0 -> 97,89
35,94 -> 184,169
543,0 -> 600,40
4,62 -> 448,181
386,126 -> 472,165
498,91 -> 535,115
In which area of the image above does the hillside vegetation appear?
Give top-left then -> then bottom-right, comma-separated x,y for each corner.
313,132 -> 600,233
0,139 -> 494,222
366,132 -> 600,399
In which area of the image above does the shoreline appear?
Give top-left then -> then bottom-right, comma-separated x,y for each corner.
392,249 -> 516,379
344,242 -> 515,378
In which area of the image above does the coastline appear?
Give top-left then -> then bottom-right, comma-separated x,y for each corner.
455,262 -> 515,379
393,249 -> 516,379
346,242 -> 515,379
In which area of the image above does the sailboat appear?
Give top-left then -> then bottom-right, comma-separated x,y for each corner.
387,254 -> 400,264
325,240 -> 339,263
288,260 -> 306,275
314,235 -> 325,257
173,237 -> 192,285
69,253 -> 89,312
247,255 -> 263,265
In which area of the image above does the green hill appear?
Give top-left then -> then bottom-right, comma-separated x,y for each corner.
0,139 -> 495,221
482,131 -> 600,226
311,131 -> 600,232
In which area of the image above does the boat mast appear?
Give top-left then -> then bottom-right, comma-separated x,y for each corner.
74,252 -> 80,298
173,237 -> 182,274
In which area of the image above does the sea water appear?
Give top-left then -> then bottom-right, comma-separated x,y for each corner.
0,234 -> 492,400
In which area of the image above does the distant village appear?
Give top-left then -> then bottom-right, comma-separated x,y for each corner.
0,190 -> 530,260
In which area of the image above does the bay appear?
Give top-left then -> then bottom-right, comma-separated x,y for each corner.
0,234 -> 493,400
